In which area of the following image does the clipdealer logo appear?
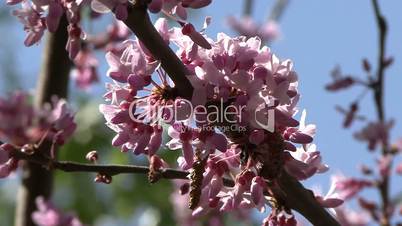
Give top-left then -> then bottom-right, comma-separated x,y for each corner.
128,96 -> 275,132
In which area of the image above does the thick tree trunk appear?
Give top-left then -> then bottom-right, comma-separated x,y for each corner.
14,15 -> 72,226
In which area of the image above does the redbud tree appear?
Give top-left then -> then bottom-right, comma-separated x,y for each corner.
0,0 -> 401,225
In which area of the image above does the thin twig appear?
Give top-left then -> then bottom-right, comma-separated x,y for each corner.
371,1 -> 391,225
10,151 -> 235,187
243,0 -> 254,16
268,0 -> 290,22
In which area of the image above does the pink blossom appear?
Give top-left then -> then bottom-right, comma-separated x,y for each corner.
71,49 -> 99,90
196,130 -> 228,153
182,23 -> 212,49
167,124 -> 195,168
66,24 -> 82,59
0,143 -> 18,179
88,21 -> 131,50
335,103 -> 364,128
283,110 -> 315,144
0,91 -> 34,145
250,176 -> 266,207
331,175 -> 373,200
32,197 -> 84,226
90,0 -> 115,14
96,20 -> 324,225
0,91 -> 76,160
262,211 -> 297,226
156,0 -> 212,20
326,66 -> 356,91
12,1 -> 46,46
46,98 -> 77,146
227,16 -> 280,43
354,120 -> 394,151
147,126 -> 163,156
284,143 -> 328,180
313,178 -> 344,208
334,206 -> 370,226
105,51 -> 132,82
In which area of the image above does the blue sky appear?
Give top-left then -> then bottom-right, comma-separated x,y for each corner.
1,0 -> 402,217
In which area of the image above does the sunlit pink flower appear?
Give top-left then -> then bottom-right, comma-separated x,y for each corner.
181,22 -> 211,49
334,206 -> 370,226
167,123 -> 195,168
331,175 -> 373,200
313,178 -> 344,208
284,143 -> 328,180
90,0 -> 126,20
283,110 -> 315,144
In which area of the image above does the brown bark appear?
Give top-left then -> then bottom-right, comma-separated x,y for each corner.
14,14 -> 72,226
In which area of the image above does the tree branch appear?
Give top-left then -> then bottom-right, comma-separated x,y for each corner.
120,2 -> 339,225
371,1 -> 391,225
276,170 -> 340,226
123,3 -> 193,100
15,15 -> 72,226
268,0 -> 290,22
10,151 -> 235,187
243,0 -> 254,16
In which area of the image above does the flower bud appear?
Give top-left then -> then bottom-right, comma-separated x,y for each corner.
85,150 -> 98,162
362,58 -> 371,72
94,173 -> 112,184
21,144 -> 35,155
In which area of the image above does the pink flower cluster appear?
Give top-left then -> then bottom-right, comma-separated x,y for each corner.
91,0 -> 212,22
9,0 -> 81,57
170,180 -> 251,226
32,197 -> 84,226
7,0 -> 213,89
0,91 -> 76,178
99,18 -> 331,223
7,0 -> 94,89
